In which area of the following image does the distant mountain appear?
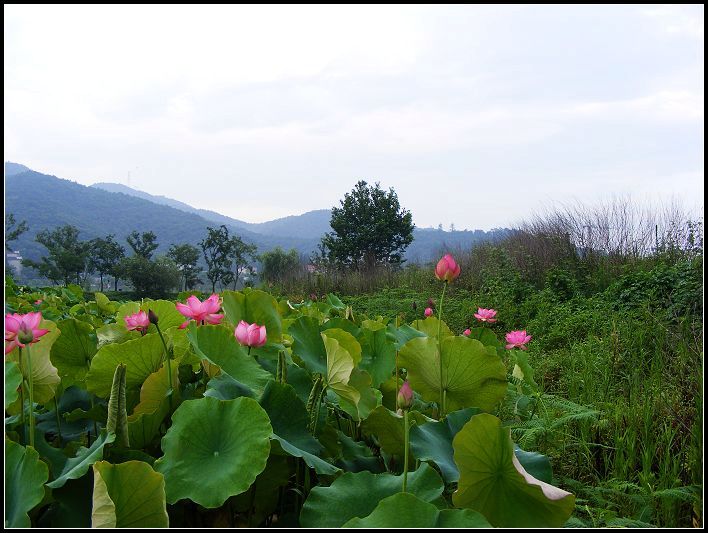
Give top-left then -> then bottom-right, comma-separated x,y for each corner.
7,169 -> 319,265
7,163 -> 511,272
91,182 -> 252,230
5,162 -> 32,176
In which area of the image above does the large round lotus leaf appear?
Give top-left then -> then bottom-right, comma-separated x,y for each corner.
259,381 -> 340,475
154,396 -> 272,508
322,317 -> 360,337
361,405 -> 431,457
300,463 -> 444,528
86,333 -> 164,398
514,445 -> 553,484
452,413 -> 575,527
399,336 -> 507,412
186,324 -> 272,398
5,439 -> 50,527
5,361 -> 22,409
343,492 -> 491,528
357,327 -> 395,388
50,318 -> 97,387
94,292 -> 117,314
410,316 -> 453,339
91,460 -> 169,528
140,299 -> 186,332
222,289 -> 282,342
46,430 -> 116,489
7,320 -> 61,405
409,408 -> 481,483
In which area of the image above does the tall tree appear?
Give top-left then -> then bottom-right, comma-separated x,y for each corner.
168,243 -> 203,291
320,180 -> 414,270
200,225 -> 234,293
126,230 -> 159,259
121,255 -> 181,298
22,225 -> 91,286
89,234 -> 126,292
5,213 -> 29,251
260,247 -> 301,284
228,235 -> 257,289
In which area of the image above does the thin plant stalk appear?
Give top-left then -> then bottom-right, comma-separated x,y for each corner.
154,323 -> 174,409
437,281 -> 447,418
402,409 -> 410,492
17,347 -> 26,445
24,345 -> 36,448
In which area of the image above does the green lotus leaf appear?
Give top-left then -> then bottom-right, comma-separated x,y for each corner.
86,333 -> 164,398
5,361 -> 22,409
322,332 -> 359,409
452,413 -> 575,527
358,327 -> 396,388
300,463 -> 445,527
410,316 -> 453,339
231,455 -> 292,527
513,445 -> 553,484
320,328 -> 361,366
259,381 -> 340,475
335,368 -> 381,422
46,430 -> 116,489
222,289 -> 282,342
322,317 -> 360,337
289,316 -> 327,374
106,364 -> 129,447
409,407 -> 481,483
91,460 -> 169,528
511,350 -> 538,393
343,492 -> 491,528
128,365 -> 180,449
362,405 -> 431,458
154,396 -> 272,508
94,292 -> 117,314
43,474 -> 93,527
5,439 -> 50,527
464,326 -> 501,347
7,320 -> 61,405
50,318 -> 97,388
186,323 -> 272,398
139,299 -> 186,332
399,336 -> 507,412
95,323 -> 140,349
387,322 -> 426,350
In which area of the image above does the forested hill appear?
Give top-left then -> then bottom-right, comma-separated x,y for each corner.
6,170 -> 318,262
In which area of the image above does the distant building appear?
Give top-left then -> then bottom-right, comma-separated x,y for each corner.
6,250 -> 23,276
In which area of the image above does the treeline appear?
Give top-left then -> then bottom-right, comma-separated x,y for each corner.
6,216 -> 310,298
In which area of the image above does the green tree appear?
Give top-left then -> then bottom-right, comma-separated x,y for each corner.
228,235 -> 257,289
168,243 -> 203,291
89,234 -> 126,292
200,225 -> 234,293
260,247 -> 301,284
320,180 -> 414,270
126,230 -> 159,259
22,225 -> 91,286
5,213 -> 29,251
121,255 -> 181,298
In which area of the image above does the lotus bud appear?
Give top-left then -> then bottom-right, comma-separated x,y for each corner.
424,307 -> 433,317
397,381 -> 414,410
148,309 -> 159,325
434,254 -> 461,283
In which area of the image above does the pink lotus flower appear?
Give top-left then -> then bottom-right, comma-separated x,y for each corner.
5,312 -> 50,354
505,330 -> 532,350
463,328 -> 471,336
474,308 -> 497,323
424,307 -> 433,317
34,299 -> 43,306
435,254 -> 461,283
124,311 -> 150,333
397,381 -> 414,410
235,321 -> 267,348
176,294 -> 224,329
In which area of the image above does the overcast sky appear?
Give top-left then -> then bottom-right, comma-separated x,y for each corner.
4,5 -> 704,230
